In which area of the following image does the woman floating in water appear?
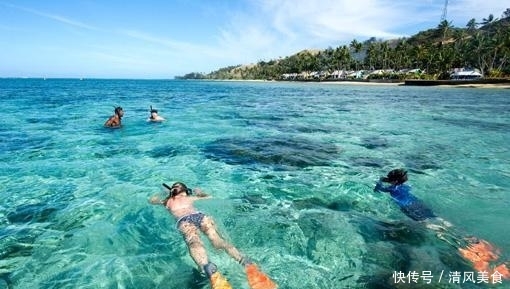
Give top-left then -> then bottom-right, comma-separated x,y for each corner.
149,182 -> 277,289
374,169 -> 509,279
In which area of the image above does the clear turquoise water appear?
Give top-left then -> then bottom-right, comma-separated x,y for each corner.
1,79 -> 509,289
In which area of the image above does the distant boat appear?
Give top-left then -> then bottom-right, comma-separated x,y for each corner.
450,68 -> 482,80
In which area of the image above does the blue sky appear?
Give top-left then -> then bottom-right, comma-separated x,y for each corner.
0,0 -> 508,79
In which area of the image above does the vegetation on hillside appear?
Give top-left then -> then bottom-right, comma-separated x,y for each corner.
176,9 -> 510,81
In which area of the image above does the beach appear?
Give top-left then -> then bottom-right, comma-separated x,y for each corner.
308,79 -> 510,88
220,78 -> 510,88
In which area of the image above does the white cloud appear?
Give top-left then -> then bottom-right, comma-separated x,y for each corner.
1,0 -> 508,77
257,0 -> 434,40
213,0 -> 419,65
210,0 -> 509,67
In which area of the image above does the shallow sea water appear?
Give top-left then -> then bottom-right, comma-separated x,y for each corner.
0,79 -> 509,289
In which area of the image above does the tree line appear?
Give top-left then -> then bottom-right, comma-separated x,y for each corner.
177,9 -> 510,81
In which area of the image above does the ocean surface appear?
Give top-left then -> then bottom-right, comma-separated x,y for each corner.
0,79 -> 509,289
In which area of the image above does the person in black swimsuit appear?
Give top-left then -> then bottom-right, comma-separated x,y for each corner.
149,182 -> 277,289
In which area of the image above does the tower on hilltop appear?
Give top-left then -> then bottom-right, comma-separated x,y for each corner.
441,0 -> 448,22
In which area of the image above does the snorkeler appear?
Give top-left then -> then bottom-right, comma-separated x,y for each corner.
104,106 -> 124,128
149,182 -> 277,289
374,169 -> 438,222
148,106 -> 165,122
374,169 -> 509,279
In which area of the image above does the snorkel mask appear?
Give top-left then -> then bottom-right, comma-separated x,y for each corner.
149,106 -> 158,119
163,182 -> 192,196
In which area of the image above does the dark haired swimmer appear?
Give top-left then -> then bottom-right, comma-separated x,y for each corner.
374,169 -> 437,222
104,106 -> 124,128
374,169 -> 509,279
149,182 -> 277,289
148,106 -> 165,122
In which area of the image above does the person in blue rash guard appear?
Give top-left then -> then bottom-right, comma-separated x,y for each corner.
374,168 -> 436,221
374,169 -> 510,279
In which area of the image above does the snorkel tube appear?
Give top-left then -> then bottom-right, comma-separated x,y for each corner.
163,183 -> 192,196
149,105 -> 158,119
162,183 -> 173,193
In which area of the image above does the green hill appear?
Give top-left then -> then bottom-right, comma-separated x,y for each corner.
177,9 -> 510,81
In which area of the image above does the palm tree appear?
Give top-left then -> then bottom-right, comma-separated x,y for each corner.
437,19 -> 453,43
481,14 -> 497,26
452,29 -> 469,67
503,8 -> 510,19
394,40 -> 412,69
333,46 -> 351,72
319,48 -> 335,73
466,18 -> 477,32
488,26 -> 510,76
378,42 -> 390,69
364,43 -> 378,70
349,39 -> 363,71
297,51 -> 321,78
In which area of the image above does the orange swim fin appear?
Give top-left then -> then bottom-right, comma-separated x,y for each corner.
494,263 -> 510,279
245,263 -> 277,289
458,238 -> 510,279
210,271 -> 233,289
459,238 -> 500,264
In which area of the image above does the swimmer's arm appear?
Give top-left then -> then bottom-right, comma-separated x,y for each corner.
149,195 -> 168,205
192,188 -> 211,199
374,180 -> 391,193
104,118 -> 114,127
104,116 -> 119,127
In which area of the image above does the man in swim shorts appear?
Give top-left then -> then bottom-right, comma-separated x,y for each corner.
104,106 -> 124,128
150,182 -> 277,289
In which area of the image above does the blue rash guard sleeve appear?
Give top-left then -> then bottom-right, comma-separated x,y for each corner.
374,181 -> 436,221
374,181 -> 391,192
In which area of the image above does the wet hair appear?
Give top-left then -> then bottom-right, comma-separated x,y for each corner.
382,169 -> 408,184
162,182 -> 192,196
114,106 -> 123,116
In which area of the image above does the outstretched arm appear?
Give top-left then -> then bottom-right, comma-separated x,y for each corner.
374,180 -> 391,193
149,195 -> 167,205
192,188 -> 211,199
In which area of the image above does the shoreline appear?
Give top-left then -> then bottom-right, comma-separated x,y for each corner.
317,80 -> 401,86
437,83 -> 510,89
208,79 -> 510,89
322,81 -> 510,89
